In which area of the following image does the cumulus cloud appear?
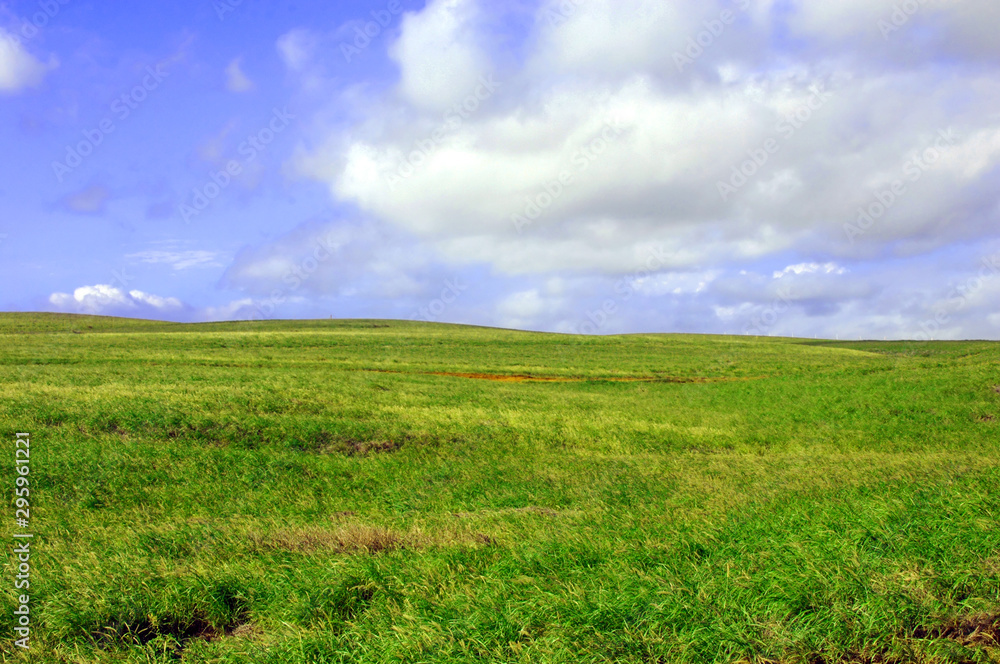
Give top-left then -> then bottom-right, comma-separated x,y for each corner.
46,284 -> 267,323
49,285 -> 183,317
0,29 -> 54,92
291,1 -> 1000,279
388,0 -> 490,110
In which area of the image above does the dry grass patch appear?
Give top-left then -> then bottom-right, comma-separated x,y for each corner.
250,524 -> 411,554
317,437 -> 403,456
248,523 -> 498,554
450,505 -> 569,519
915,612 -> 1000,647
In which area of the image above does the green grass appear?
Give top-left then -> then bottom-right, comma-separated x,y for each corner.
1,312 -> 998,663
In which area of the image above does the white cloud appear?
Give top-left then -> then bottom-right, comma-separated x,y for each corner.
48,285 -> 182,315
128,290 -> 184,310
528,0 -> 706,80
773,262 -> 846,279
225,57 -> 254,92
46,285 -> 261,323
270,0 -> 1000,339
299,45 -> 1000,277
0,29 -> 54,92
388,0 -> 490,110
496,289 -> 547,329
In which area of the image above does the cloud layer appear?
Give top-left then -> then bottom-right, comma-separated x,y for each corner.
251,0 -> 999,337
36,0 -> 1000,340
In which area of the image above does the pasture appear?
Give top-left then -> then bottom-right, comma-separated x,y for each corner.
0,313 -> 998,663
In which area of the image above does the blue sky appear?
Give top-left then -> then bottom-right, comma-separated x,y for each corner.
2,0 -> 999,339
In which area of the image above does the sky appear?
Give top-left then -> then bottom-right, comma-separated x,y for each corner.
1,0 -> 999,339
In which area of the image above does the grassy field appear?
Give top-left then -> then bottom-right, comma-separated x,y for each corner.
0,312 -> 998,663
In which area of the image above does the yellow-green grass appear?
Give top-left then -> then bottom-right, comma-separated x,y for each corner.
0,312 -> 998,663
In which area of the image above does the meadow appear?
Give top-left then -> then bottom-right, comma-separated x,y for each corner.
0,312 -> 998,663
